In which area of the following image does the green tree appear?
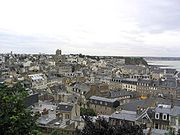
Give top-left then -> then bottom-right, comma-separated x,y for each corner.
178,129 -> 180,135
165,128 -> 175,135
81,116 -> 143,135
0,82 -> 40,135
50,130 -> 60,135
50,130 -> 68,135
80,107 -> 96,116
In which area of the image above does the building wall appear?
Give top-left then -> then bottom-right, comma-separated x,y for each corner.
158,87 -> 177,98
109,82 -> 122,90
58,66 -> 72,74
136,85 -> 157,96
109,118 -> 135,126
71,103 -> 80,119
89,103 -> 114,115
32,80 -> 47,89
170,116 -> 180,134
151,73 -> 163,80
122,83 -> 136,91
29,74 -> 47,89
57,112 -> 71,120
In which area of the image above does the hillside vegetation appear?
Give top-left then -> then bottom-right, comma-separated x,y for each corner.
125,57 -> 148,66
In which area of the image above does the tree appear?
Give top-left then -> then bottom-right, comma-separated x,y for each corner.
81,116 -> 143,135
0,82 -> 39,135
50,130 -> 60,135
165,129 -> 175,135
177,129 -> 180,135
80,107 -> 96,116
50,130 -> 68,135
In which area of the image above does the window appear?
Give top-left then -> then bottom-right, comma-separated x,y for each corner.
155,123 -> 159,129
163,114 -> 167,120
65,114 -> 70,119
155,113 -> 160,119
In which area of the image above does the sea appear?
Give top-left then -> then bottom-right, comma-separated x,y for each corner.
147,60 -> 180,71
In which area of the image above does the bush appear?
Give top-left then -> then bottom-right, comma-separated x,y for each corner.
80,108 -> 96,116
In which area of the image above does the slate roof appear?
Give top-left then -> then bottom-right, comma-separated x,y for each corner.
176,72 -> 180,78
57,103 -> 73,112
90,96 -> 118,103
121,78 -> 138,85
122,97 -> 180,112
164,68 -> 176,74
122,99 -> 154,112
50,84 -> 66,94
163,74 -> 175,79
109,89 -> 134,98
28,74 -> 44,81
0,78 -> 6,83
159,78 -> 177,88
155,105 -> 171,114
171,106 -> 180,116
155,104 -> 180,116
137,79 -> 159,87
110,110 -> 137,121
136,107 -> 154,122
37,115 -> 56,125
73,83 -> 90,92
67,93 -> 78,103
151,69 -> 164,74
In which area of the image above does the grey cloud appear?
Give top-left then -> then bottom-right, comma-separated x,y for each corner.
0,31 -> 67,54
133,0 -> 180,33
1,30 -> 180,57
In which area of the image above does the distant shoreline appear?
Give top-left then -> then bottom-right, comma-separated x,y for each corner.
147,60 -> 180,71
149,64 -> 171,68
144,57 -> 180,61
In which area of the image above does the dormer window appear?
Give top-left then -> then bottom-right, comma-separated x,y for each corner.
155,113 -> 160,119
163,114 -> 167,120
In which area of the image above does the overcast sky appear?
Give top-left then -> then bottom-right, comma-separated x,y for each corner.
0,0 -> 180,56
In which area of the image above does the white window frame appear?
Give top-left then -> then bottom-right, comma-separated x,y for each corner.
155,113 -> 160,119
163,114 -> 167,120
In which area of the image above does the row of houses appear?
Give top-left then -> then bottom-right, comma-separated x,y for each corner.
1,50 -> 180,134
110,77 -> 180,99
88,95 -> 180,134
